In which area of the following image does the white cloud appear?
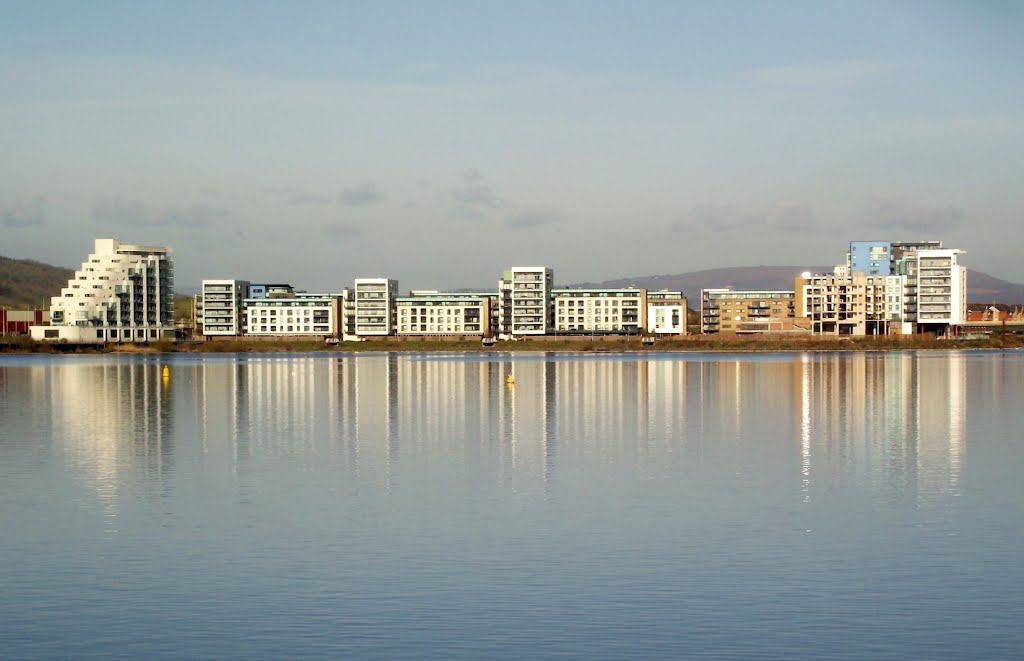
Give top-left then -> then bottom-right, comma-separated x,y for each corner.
451,170 -> 503,208
505,207 -> 566,229
2,196 -> 45,228
339,182 -> 386,207
864,195 -> 965,233
93,197 -> 227,228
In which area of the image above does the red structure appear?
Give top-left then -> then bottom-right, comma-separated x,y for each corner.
0,309 -> 46,334
967,304 -> 1020,322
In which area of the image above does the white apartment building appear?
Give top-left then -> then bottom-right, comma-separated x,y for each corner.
499,267 -> 553,336
354,278 -> 398,336
799,242 -> 967,336
647,290 -> 688,335
553,288 -> 643,334
396,292 -> 492,336
31,238 -> 175,344
245,293 -> 342,337
198,279 -> 249,336
914,248 -> 967,329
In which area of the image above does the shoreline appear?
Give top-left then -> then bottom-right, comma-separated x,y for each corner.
2,334 -> 1022,355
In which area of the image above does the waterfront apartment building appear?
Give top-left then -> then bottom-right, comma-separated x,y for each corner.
847,240 -> 945,276
245,293 -> 342,337
796,270 -> 897,335
701,288 -> 798,334
646,290 -> 688,335
197,279 -> 249,336
553,288 -> 644,335
396,292 -> 492,336
31,238 -> 175,344
354,278 -> 398,336
499,267 -> 554,336
797,241 -> 966,336
914,248 -> 967,331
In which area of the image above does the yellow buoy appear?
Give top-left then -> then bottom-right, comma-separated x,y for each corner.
162,365 -> 170,379
506,373 -> 515,385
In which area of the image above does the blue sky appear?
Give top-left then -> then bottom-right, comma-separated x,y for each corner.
2,1 -> 1022,290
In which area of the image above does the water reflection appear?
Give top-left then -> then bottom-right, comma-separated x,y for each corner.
172,351 -> 971,508
0,351 -> 1017,660
795,353 -> 966,507
0,351 -> 975,511
7,359 -> 176,530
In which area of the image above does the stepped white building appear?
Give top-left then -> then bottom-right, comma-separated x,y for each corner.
31,238 -> 175,344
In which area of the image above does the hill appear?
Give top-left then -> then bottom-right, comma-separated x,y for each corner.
0,256 -> 74,308
576,266 -> 1024,305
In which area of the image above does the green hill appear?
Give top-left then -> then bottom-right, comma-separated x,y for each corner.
0,256 -> 74,309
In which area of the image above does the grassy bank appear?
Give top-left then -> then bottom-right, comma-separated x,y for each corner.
3,334 -> 1023,354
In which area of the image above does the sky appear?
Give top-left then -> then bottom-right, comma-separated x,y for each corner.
2,1 -> 1023,291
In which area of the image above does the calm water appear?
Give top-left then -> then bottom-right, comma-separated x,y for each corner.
1,351 -> 1022,659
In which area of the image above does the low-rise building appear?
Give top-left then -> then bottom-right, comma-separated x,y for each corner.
396,291 -> 493,336
646,290 -> 688,335
701,288 -> 797,334
552,288 -> 644,334
245,293 -> 342,337
1,309 -> 46,336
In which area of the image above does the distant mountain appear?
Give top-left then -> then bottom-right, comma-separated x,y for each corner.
575,266 -> 1024,306
5,254 -> 1023,310
964,270 -> 1024,305
0,256 -> 74,308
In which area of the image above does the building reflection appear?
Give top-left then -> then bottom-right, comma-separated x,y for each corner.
46,360 -> 174,523
183,351 -> 968,506
794,352 -> 966,506
192,355 -> 346,479
190,354 -> 672,492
